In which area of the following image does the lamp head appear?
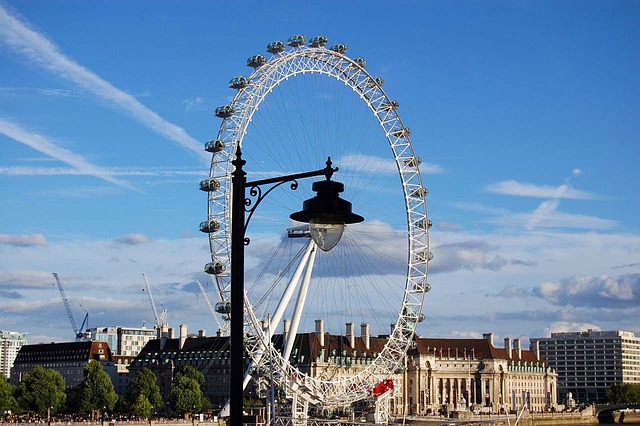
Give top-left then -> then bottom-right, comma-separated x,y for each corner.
290,178 -> 364,251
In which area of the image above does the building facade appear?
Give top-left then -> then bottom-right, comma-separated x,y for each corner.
530,329 -> 640,404
10,341 -> 115,389
0,331 -> 28,379
404,333 -> 557,415
87,325 -> 157,357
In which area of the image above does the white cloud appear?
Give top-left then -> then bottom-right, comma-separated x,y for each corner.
0,5 -> 208,164
535,273 -> 639,308
113,233 -> 152,246
0,233 -> 48,247
0,119 -> 136,190
485,180 -> 599,200
542,321 -> 601,336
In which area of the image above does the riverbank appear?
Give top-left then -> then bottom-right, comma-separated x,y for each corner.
403,410 -> 596,425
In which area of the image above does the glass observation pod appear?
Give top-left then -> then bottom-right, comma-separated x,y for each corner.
215,105 -> 235,118
415,250 -> 434,262
392,127 -> 412,138
246,54 -> 267,68
404,156 -> 422,167
309,35 -> 328,47
229,76 -> 249,90
415,218 -> 433,230
353,58 -> 367,67
266,40 -> 286,54
330,44 -> 348,54
199,219 -> 221,233
287,34 -> 306,47
215,300 -> 231,314
204,139 -> 225,153
410,187 -> 429,198
367,76 -> 385,87
378,100 -> 399,111
199,177 -> 221,192
204,261 -> 225,275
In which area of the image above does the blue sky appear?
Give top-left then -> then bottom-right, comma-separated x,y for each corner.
0,1 -> 638,346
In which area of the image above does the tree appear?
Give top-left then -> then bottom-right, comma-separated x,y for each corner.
14,366 -> 66,417
607,383 -> 640,404
130,394 -> 153,419
126,368 -> 162,412
77,361 -> 117,419
0,375 -> 19,415
168,366 -> 205,416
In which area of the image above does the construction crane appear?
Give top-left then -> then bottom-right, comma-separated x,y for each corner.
195,280 -> 224,334
142,272 -> 167,329
52,272 -> 89,342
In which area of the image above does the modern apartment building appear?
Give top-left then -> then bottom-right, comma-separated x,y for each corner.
530,330 -> 640,404
0,331 -> 27,379
87,325 -> 157,357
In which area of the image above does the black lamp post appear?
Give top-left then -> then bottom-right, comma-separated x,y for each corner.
228,146 -> 363,425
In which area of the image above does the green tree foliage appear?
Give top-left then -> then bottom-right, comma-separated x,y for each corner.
0,375 -> 19,414
14,366 -> 66,416
77,361 -> 117,417
126,368 -> 162,412
168,366 -> 205,416
130,394 -> 153,419
607,383 -> 640,404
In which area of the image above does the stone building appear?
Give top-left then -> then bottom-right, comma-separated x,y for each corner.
10,340 -> 115,389
403,333 -> 557,415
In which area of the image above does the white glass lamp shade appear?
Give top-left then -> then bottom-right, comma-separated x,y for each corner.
309,218 -> 345,251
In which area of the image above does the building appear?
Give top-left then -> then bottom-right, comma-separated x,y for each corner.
0,331 -> 28,379
404,333 -> 558,415
10,340 -> 115,389
86,325 -> 157,357
130,321 -> 556,419
530,329 -> 640,404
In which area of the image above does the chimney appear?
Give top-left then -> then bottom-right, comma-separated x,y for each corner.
179,324 -> 187,350
504,337 -> 512,358
159,324 -> 169,350
483,332 -> 494,347
198,329 -> 206,338
514,338 -> 522,359
283,319 -> 291,342
361,323 -> 370,350
346,322 -> 355,349
533,340 -> 540,361
315,319 -> 324,347
168,327 -> 175,339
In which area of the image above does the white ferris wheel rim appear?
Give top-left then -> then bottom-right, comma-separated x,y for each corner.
204,36 -> 431,406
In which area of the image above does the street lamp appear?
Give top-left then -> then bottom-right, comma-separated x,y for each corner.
228,146 -> 363,425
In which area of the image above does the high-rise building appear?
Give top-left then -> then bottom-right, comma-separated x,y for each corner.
530,330 -> 640,404
0,331 -> 27,379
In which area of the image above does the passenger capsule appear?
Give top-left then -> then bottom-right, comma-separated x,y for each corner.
392,127 -> 412,138
415,218 -> 432,230
266,40 -> 286,54
424,282 -> 431,293
204,139 -> 225,153
215,105 -> 235,118
367,77 -> 385,87
410,187 -> 428,198
199,219 -> 221,233
287,35 -> 306,47
204,261 -> 226,275
330,44 -> 348,54
199,177 -> 221,192
353,58 -> 367,67
417,312 -> 426,322
229,76 -> 249,90
378,100 -> 399,111
404,156 -> 422,167
309,35 -> 328,47
215,301 -> 231,314
247,54 -> 267,68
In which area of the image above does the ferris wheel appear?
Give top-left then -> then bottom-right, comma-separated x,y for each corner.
200,34 -> 432,407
